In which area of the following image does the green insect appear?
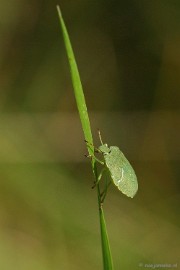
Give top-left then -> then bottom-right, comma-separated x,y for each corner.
85,131 -> 138,200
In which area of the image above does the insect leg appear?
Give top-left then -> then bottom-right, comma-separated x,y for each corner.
84,140 -> 100,153
100,178 -> 111,203
92,167 -> 106,188
94,167 -> 111,203
85,153 -> 104,165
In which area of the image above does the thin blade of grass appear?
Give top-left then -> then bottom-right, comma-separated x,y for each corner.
57,6 -> 114,270
56,6 -> 92,149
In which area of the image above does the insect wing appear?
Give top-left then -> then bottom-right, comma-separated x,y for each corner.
104,146 -> 138,198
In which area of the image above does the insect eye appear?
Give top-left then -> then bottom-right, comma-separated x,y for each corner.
103,150 -> 110,155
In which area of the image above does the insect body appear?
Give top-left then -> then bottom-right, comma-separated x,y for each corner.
98,144 -> 138,198
86,131 -> 138,199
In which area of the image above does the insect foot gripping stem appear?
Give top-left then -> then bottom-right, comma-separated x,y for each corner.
85,151 -> 104,165
84,139 -> 100,154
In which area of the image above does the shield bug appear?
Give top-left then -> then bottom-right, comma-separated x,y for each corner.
85,130 -> 138,199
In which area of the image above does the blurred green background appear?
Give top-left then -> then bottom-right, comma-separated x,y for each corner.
0,1 -> 179,269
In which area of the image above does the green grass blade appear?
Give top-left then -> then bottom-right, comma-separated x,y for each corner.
57,6 -> 114,270
99,206 -> 114,270
56,6 -> 92,147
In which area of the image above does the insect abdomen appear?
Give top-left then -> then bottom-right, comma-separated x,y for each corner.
105,146 -> 138,198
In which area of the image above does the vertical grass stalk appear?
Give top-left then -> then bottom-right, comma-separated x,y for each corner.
57,6 -> 114,270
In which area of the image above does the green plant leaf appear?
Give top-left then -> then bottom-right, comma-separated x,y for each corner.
57,6 -> 114,270
56,6 -> 92,148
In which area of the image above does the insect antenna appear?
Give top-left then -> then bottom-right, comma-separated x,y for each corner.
98,129 -> 104,145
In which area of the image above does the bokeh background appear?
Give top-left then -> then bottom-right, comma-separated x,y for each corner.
0,1 -> 179,269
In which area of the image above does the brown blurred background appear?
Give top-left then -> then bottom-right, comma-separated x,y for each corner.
0,1 -> 179,269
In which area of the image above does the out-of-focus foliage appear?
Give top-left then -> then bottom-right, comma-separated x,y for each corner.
0,0 -> 179,269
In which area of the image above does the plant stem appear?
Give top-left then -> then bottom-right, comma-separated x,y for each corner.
57,6 -> 114,269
